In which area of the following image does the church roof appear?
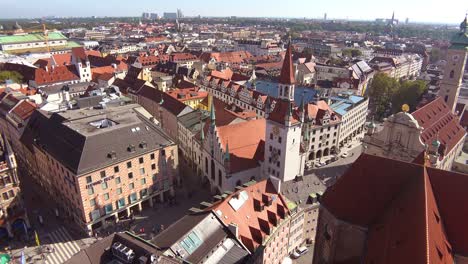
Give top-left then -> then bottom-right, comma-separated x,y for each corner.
320,153 -> 468,263
412,97 -> 466,158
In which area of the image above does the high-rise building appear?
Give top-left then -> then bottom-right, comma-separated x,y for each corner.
177,9 -> 183,19
438,15 -> 468,112
141,12 -> 150,19
163,12 -> 178,19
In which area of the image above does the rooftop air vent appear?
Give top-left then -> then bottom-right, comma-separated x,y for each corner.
111,242 -> 135,263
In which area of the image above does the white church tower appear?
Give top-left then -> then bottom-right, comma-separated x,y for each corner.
264,41 -> 304,182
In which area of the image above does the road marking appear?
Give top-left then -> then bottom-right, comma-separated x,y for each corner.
44,227 -> 82,264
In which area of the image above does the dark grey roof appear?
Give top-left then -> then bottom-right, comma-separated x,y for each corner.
186,227 -> 227,263
41,82 -> 95,95
151,212 -> 210,249
65,232 -> 182,264
21,103 -> 174,175
281,173 -> 327,209
218,242 -> 249,264
178,109 -> 209,133
75,95 -> 103,109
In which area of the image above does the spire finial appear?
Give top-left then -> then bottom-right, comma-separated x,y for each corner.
210,101 -> 216,121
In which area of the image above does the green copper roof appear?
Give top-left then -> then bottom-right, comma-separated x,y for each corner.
0,32 -> 67,44
4,41 -> 81,55
450,16 -> 468,47
286,200 -> 297,210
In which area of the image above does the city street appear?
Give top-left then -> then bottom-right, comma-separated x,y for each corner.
306,141 -> 364,187
1,158 -> 213,263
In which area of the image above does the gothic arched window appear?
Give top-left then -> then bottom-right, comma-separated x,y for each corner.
450,70 -> 455,78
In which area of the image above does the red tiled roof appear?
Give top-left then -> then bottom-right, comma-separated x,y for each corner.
200,51 -> 252,64
321,153 -> 466,263
412,97 -> 466,157
210,68 -> 234,80
217,118 -> 266,173
166,88 -> 208,102
72,47 -> 88,63
170,53 -> 197,62
278,43 -> 295,85
268,99 -> 300,125
11,100 -> 37,121
34,65 -> 80,85
85,50 -> 101,57
137,85 -> 189,116
53,53 -> 72,66
210,179 -> 290,252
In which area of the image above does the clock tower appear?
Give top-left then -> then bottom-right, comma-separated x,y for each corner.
264,41 -> 304,182
438,15 -> 468,113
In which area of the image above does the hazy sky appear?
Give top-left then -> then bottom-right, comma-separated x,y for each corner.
2,0 -> 467,24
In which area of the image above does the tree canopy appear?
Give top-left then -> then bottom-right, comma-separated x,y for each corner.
342,48 -> 362,58
0,71 -> 23,84
368,73 -> 428,120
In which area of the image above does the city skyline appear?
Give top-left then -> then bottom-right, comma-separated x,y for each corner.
2,0 -> 467,24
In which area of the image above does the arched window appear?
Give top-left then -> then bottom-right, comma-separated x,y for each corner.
211,159 -> 215,180
449,70 -> 455,78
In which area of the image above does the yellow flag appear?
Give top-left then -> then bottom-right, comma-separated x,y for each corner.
35,231 -> 40,247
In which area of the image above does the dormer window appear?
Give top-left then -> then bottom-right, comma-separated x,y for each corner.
140,142 -> 147,149
127,145 -> 136,152
107,151 -> 117,159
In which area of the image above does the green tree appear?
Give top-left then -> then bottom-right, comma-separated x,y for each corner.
368,73 -> 400,120
392,80 -> 428,113
342,48 -> 363,58
0,71 -> 23,84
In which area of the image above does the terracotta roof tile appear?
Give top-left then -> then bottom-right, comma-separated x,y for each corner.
321,153 -> 467,263
412,97 -> 466,157
217,118 -> 266,173
210,180 -> 290,252
11,100 -> 37,121
34,65 -> 80,85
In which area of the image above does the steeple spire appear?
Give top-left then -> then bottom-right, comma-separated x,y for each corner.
461,13 -> 468,33
279,39 -> 295,85
210,102 -> 216,122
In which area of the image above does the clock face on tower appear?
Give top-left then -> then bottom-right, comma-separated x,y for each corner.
273,126 -> 280,136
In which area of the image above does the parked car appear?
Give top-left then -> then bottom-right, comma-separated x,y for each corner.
297,246 -> 309,256
291,250 -> 301,259
341,152 -> 349,158
315,163 -> 322,168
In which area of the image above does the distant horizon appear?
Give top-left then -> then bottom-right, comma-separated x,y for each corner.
0,15 -> 462,26
2,0 -> 467,24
